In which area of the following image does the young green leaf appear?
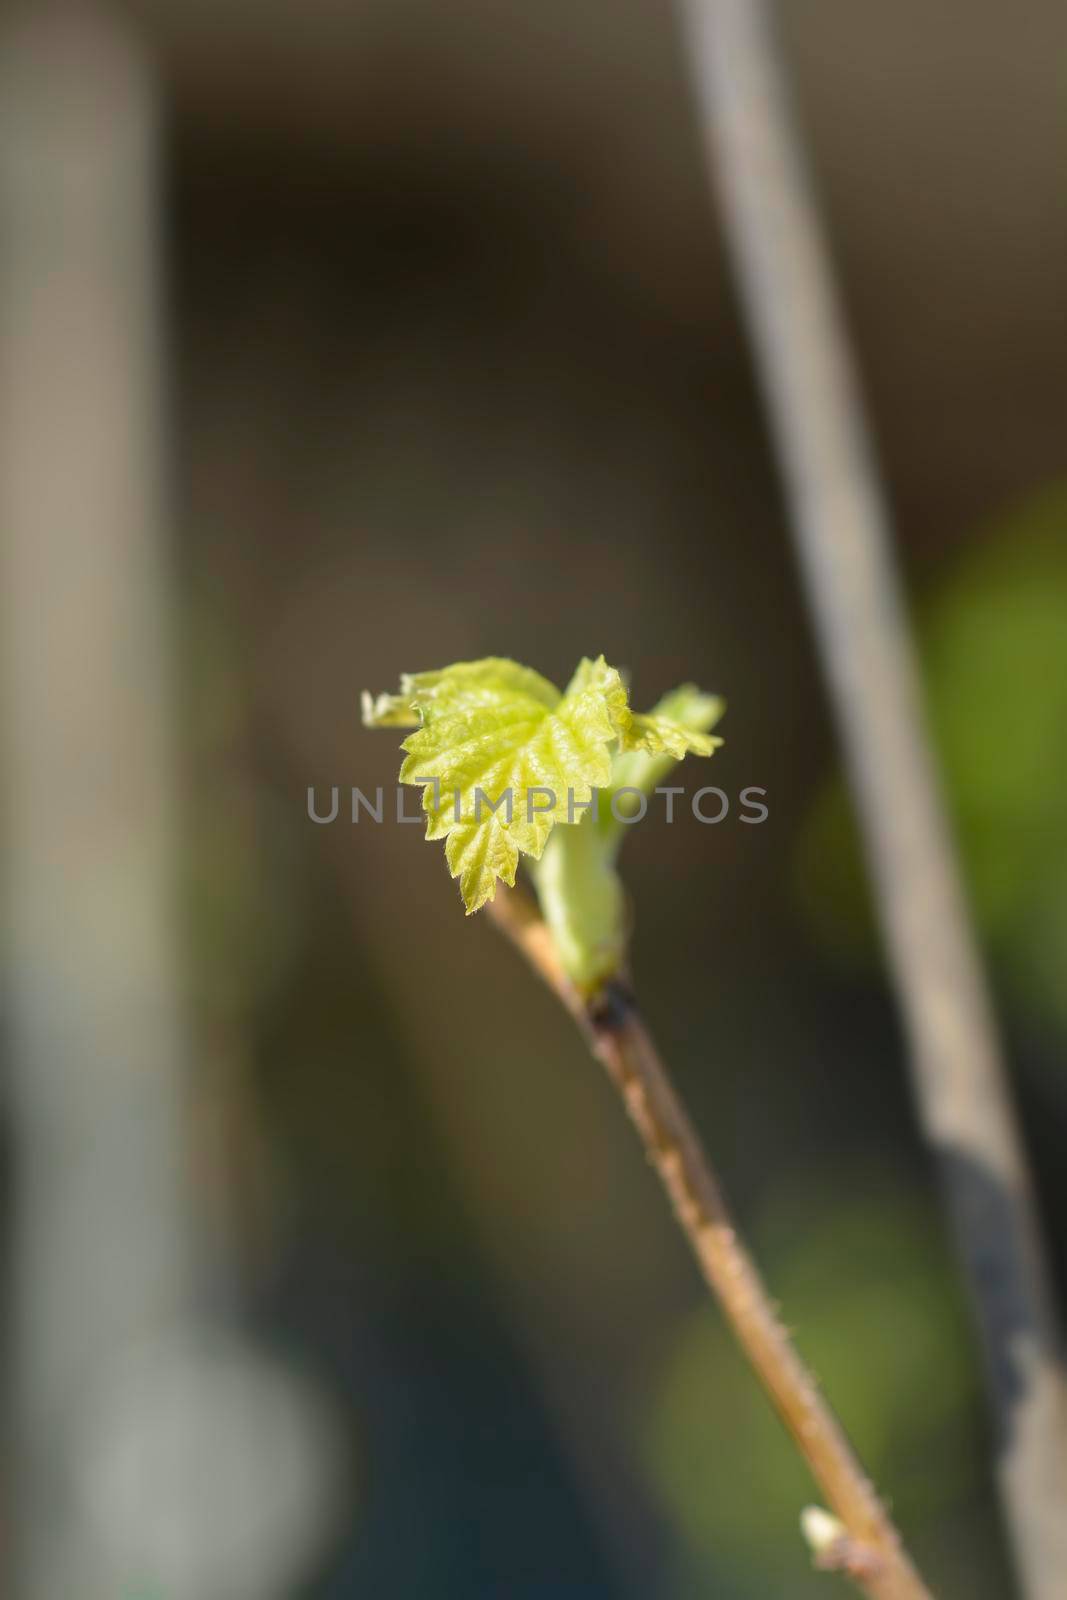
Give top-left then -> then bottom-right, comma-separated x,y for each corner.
363,656 -> 722,921
620,707 -> 722,760
604,685 -> 725,839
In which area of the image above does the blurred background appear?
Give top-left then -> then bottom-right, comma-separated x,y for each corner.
1,1 -> 1065,1595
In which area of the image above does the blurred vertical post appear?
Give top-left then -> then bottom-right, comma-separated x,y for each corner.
0,8 -> 194,1594
676,0 -> 1067,1592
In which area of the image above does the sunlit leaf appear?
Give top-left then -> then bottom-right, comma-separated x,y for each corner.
621,706 -> 723,760
363,655 -> 722,917
605,685 -> 725,837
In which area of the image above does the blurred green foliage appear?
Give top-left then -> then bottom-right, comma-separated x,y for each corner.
640,1180 -> 1000,1598
796,485 -> 1067,1035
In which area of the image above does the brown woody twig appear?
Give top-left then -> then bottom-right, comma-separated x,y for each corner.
487,886 -> 932,1600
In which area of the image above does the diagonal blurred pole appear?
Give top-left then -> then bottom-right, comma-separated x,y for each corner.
676,1 -> 1067,1593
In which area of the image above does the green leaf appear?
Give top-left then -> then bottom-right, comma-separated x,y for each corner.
364,656 -> 624,912
363,657 -> 724,950
616,684 -> 724,761
605,685 -> 725,840
361,657 -> 558,730
360,688 -> 419,728
621,709 -> 722,760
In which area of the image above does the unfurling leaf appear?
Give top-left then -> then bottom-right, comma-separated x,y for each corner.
621,709 -> 721,760
364,655 -> 722,916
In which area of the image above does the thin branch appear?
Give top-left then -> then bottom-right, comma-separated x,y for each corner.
675,4 -> 1067,1593
488,887 -> 932,1600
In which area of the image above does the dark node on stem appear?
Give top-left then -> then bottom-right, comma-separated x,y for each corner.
586,977 -> 637,1036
